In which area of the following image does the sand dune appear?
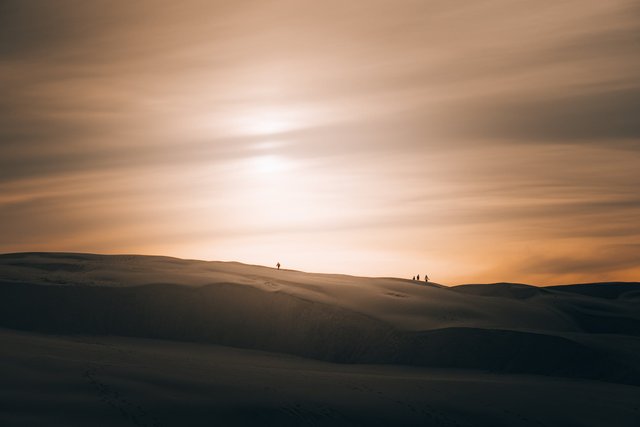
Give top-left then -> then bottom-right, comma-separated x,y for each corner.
2,252 -> 639,376
1,252 -> 640,426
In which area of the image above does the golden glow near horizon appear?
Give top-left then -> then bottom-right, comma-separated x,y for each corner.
1,0 -> 639,284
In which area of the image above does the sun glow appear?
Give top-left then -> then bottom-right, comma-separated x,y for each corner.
249,155 -> 291,174
230,153 -> 331,231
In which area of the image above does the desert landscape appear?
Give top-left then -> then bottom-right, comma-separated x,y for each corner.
2,1 -> 639,425
1,252 -> 639,426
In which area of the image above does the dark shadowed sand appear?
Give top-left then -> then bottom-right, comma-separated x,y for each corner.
1,253 -> 639,426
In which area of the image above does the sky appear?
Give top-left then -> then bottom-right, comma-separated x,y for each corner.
1,0 -> 639,285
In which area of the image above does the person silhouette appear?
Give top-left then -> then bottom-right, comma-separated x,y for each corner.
412,276 -> 415,281
276,262 -> 281,270
425,274 -> 429,282
417,274 -> 420,281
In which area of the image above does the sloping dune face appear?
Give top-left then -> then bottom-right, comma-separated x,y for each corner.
0,282 -> 401,364
1,253 -> 639,384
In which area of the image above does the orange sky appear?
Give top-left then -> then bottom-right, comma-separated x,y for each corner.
1,0 -> 639,284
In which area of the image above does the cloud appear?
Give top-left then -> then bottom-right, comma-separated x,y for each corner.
1,0 -> 639,282
518,244 -> 640,278
439,87 -> 640,143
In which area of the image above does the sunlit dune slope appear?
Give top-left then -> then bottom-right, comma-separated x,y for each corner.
1,253 -> 639,384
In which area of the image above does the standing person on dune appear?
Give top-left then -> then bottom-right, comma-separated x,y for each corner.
276,262 -> 281,270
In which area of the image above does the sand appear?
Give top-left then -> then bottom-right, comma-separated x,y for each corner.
1,252 -> 639,426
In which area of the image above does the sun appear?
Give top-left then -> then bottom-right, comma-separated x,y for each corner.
249,155 -> 290,174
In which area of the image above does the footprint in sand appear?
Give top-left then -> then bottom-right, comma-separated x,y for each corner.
263,281 -> 281,290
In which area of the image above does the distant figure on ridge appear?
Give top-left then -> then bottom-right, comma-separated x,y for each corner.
276,262 -> 281,270
417,274 -> 420,281
412,276 -> 415,281
425,274 -> 429,283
